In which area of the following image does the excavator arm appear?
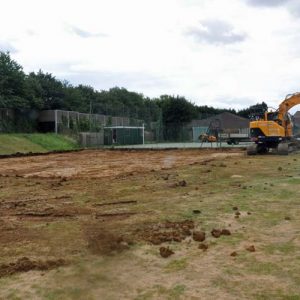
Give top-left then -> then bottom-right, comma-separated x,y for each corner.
278,93 -> 300,136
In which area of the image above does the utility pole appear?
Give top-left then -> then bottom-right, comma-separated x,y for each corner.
89,99 -> 93,132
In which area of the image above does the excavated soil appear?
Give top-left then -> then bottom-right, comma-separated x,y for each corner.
84,226 -> 131,255
0,149 -> 242,179
0,257 -> 66,278
0,149 -> 242,269
136,220 -> 195,245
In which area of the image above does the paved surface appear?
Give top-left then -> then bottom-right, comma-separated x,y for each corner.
112,142 -> 250,149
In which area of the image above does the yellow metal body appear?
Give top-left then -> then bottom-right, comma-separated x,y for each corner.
250,119 -> 285,137
250,93 -> 300,139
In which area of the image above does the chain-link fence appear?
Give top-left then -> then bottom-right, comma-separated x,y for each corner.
38,110 -> 144,135
0,108 -> 38,133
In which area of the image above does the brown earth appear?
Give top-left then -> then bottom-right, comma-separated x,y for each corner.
0,257 -> 66,278
1,148 -> 299,299
0,149 -> 241,179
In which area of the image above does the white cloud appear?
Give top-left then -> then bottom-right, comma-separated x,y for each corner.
186,20 -> 247,45
1,0 -> 300,110
0,41 -> 17,53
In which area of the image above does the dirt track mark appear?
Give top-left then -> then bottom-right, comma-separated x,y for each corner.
95,212 -> 137,219
94,200 -> 137,207
0,257 -> 66,278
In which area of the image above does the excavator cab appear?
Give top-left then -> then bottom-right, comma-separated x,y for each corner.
247,93 -> 300,155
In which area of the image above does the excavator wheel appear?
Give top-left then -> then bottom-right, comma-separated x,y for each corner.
277,143 -> 289,155
247,144 -> 258,155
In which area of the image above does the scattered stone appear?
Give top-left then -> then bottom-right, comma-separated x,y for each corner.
193,210 -> 201,214
159,247 -> 174,258
178,180 -> 187,187
230,251 -> 238,257
221,229 -> 231,236
235,215 -> 240,219
247,212 -> 252,215
232,206 -> 238,211
198,243 -> 208,251
193,231 -> 206,242
162,175 -> 169,180
235,211 -> 241,216
182,227 -> 192,236
246,245 -> 256,252
284,216 -> 291,221
211,229 -> 222,238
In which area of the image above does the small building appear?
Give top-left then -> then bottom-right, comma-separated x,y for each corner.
104,126 -> 144,145
293,111 -> 300,136
293,111 -> 300,124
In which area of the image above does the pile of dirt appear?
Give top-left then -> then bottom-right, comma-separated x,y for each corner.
159,247 -> 174,258
211,228 -> 231,238
0,257 -> 66,278
137,220 -> 194,245
85,226 -> 130,255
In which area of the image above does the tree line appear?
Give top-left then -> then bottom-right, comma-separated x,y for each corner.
0,51 -> 267,127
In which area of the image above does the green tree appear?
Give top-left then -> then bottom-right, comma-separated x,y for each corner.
238,102 -> 267,119
156,95 -> 197,124
0,51 -> 26,97
28,71 -> 65,109
155,95 -> 197,141
0,51 -> 30,108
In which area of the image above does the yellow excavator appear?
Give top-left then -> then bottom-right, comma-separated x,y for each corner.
247,92 -> 300,155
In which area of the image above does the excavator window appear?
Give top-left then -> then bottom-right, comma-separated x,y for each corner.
267,112 -> 278,121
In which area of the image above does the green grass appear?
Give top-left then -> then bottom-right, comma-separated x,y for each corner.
164,258 -> 188,272
24,134 -> 78,151
0,134 -> 78,155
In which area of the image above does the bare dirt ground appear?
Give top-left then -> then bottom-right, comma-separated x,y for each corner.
0,149 -> 299,299
0,149 -> 240,178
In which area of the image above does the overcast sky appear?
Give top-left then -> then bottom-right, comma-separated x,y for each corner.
1,0 -> 300,110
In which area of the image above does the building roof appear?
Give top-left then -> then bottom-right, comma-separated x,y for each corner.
191,112 -> 249,129
294,111 -> 300,118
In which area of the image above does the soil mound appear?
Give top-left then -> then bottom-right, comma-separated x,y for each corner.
0,257 -> 66,278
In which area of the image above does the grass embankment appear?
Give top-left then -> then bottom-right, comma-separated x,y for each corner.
0,133 -> 78,155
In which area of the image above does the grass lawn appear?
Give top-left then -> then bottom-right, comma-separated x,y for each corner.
0,133 -> 78,155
